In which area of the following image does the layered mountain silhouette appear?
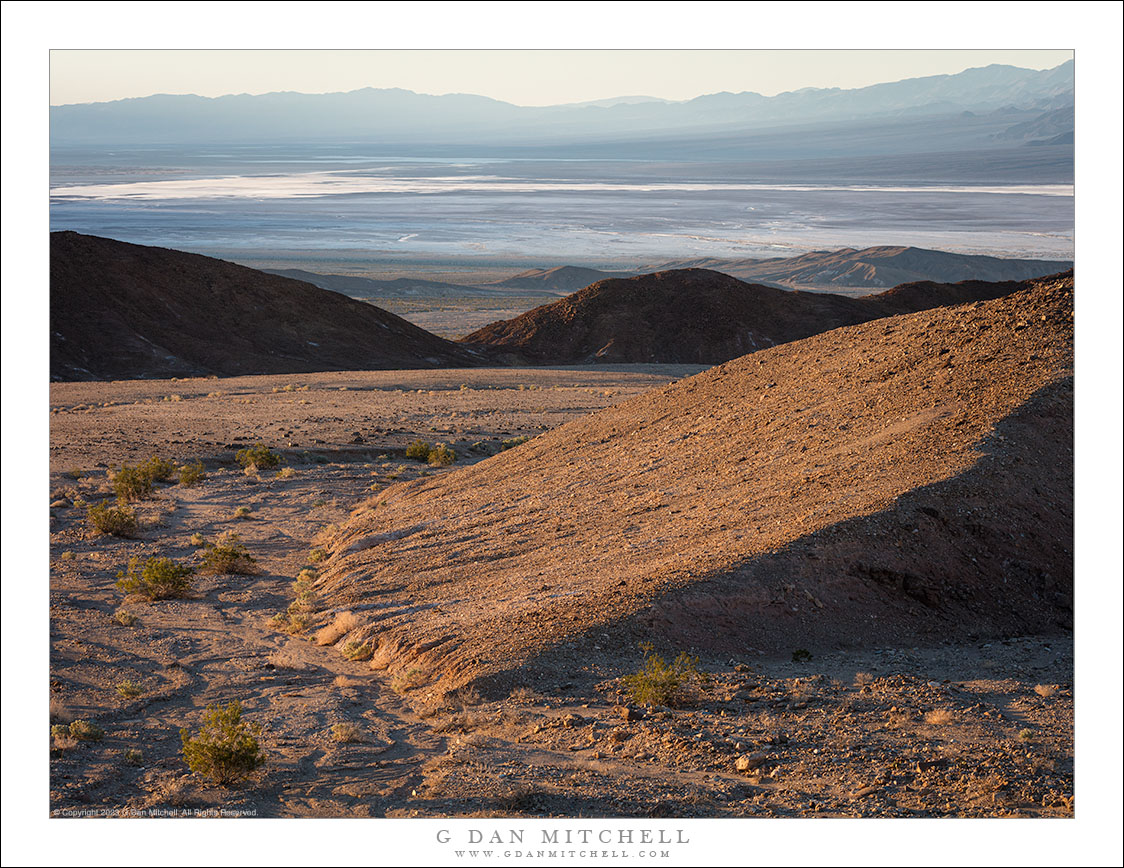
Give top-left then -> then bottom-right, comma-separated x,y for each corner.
462,267 -> 1064,365
50,232 -> 481,381
51,62 -> 1072,150
648,246 -> 1073,291
314,274 -> 1074,695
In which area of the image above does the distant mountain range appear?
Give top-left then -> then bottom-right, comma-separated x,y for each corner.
268,247 -> 1073,301
51,61 -> 1073,156
648,246 -> 1074,291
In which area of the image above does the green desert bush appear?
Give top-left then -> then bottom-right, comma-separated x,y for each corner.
115,680 -> 144,699
233,505 -> 253,520
307,547 -> 328,564
111,463 -> 155,502
139,455 -> 177,483
405,439 -> 432,461
178,460 -> 206,487
189,532 -> 206,547
235,443 -> 281,473
427,443 -> 456,466
330,722 -> 363,743
500,435 -> 532,451
86,502 -> 138,537
116,555 -> 194,600
68,720 -> 104,742
123,748 -> 144,766
621,643 -> 703,708
341,641 -> 374,662
199,532 -> 256,575
180,701 -> 265,786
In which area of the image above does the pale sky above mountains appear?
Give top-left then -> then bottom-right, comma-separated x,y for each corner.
49,49 -> 1074,107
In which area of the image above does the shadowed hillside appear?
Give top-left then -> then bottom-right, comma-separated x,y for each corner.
312,274 -> 1073,696
462,267 -> 1059,365
50,232 -> 482,380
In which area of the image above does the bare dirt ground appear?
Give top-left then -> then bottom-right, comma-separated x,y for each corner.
47,359 -> 1073,819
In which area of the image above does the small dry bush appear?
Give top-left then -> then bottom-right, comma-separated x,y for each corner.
330,722 -> 363,743
307,547 -> 328,564
180,701 -> 265,786
853,672 -> 875,687
117,555 -> 194,600
621,643 -> 703,707
114,609 -> 139,627
427,443 -> 456,466
178,461 -> 206,487
111,463 -> 154,501
405,439 -> 432,461
68,720 -> 104,742
341,640 -> 374,662
139,455 -> 177,483
199,532 -> 256,575
123,748 -> 144,766
233,505 -> 252,520
235,443 -> 281,473
924,708 -> 955,725
391,667 -> 428,694
86,502 -> 138,537
500,435 -> 532,451
50,698 -> 73,725
116,680 -> 144,699
189,532 -> 206,547
277,467 -> 296,479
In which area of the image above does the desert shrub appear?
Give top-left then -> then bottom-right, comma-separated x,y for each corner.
180,701 -> 265,786
114,609 -> 139,627
50,698 -> 73,725
123,748 -> 144,766
116,555 -> 194,600
112,463 -> 154,502
178,461 -> 206,487
427,443 -> 456,466
405,439 -> 432,461
116,680 -> 144,699
87,502 -> 138,537
59,550 -> 76,561
341,641 -> 373,662
139,455 -> 177,483
50,724 -> 70,739
791,648 -> 813,663
307,547 -> 328,564
330,722 -> 363,743
620,643 -> 703,708
235,443 -> 281,473
189,532 -> 206,547
199,532 -> 256,575
500,435 -> 532,451
69,720 -> 104,742
390,667 -> 428,694
233,505 -> 252,520
277,467 -> 296,479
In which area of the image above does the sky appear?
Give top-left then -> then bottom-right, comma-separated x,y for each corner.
49,48 -> 1074,107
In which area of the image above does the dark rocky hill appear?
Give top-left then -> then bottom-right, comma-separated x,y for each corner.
50,232 -> 482,381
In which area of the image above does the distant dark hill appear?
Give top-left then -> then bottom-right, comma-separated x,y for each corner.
461,267 -> 1060,365
50,233 -> 482,381
648,246 -> 1072,291
489,266 -> 634,293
